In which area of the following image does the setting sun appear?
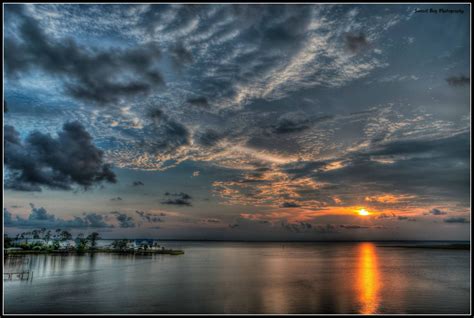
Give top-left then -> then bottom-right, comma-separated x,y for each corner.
358,208 -> 370,216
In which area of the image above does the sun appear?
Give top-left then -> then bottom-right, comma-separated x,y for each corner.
358,208 -> 370,216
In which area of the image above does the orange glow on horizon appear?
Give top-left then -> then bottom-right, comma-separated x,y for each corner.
238,205 -> 428,223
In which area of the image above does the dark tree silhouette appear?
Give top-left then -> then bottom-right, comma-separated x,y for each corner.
87,232 -> 101,250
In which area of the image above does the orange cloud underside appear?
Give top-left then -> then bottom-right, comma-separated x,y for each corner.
364,194 -> 416,204
240,205 -> 426,223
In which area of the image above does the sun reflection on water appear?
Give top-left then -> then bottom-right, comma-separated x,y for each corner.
357,243 -> 381,314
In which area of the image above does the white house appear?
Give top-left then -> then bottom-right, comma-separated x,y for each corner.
58,240 -> 76,250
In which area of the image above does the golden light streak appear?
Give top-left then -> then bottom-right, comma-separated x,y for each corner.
357,243 -> 381,314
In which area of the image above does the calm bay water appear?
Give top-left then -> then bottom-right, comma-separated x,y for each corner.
4,241 -> 470,314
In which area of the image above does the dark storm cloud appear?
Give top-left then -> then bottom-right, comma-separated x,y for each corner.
429,208 -> 447,216
4,7 -> 164,105
281,202 -> 301,208
233,168 -> 274,184
149,109 -> 165,120
143,108 -> 192,153
286,131 -> 470,204
273,116 -> 311,134
135,210 -> 164,223
4,124 -> 21,145
110,211 -> 136,228
132,181 -> 144,186
161,192 -> 193,206
366,132 -> 469,157
187,97 -> 209,108
170,43 -> 193,67
146,4 -> 312,56
163,120 -> 190,147
195,129 -> 223,147
271,114 -> 333,134
281,160 -> 329,179
143,110 -> 191,154
444,217 -> 469,224
82,213 -> 112,228
4,204 -> 112,229
258,5 -> 313,50
345,33 -> 369,53
5,122 -> 117,191
165,192 -> 192,200
140,4 -> 320,106
446,75 -> 470,87
161,198 -> 191,206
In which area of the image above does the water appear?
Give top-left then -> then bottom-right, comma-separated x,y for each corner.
4,242 -> 470,314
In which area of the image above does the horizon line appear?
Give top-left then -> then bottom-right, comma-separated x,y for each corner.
93,239 -> 471,243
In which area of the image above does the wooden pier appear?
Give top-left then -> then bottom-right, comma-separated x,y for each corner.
3,270 -> 33,281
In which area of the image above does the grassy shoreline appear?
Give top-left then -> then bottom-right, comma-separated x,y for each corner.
5,248 -> 185,256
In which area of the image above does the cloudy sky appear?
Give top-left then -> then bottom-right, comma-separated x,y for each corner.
3,4 -> 470,240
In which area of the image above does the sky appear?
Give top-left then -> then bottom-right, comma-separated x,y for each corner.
3,4 -> 471,241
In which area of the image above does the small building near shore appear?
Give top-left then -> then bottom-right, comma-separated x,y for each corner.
133,239 -> 160,250
58,240 -> 76,250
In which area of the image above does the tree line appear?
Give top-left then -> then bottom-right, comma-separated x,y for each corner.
4,228 -> 101,252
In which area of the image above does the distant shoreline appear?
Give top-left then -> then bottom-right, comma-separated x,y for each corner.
5,248 -> 184,256
92,239 -> 471,243
378,243 -> 470,250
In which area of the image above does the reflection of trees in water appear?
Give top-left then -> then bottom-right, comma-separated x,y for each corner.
4,255 -> 31,271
